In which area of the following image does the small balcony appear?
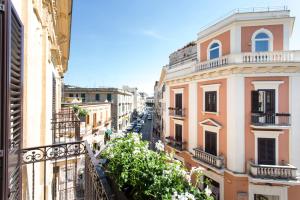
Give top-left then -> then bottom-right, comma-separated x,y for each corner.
195,50 -> 300,72
251,113 -> 290,127
52,109 -> 81,144
193,148 -> 224,169
249,161 -> 297,180
168,107 -> 185,118
165,136 -> 186,151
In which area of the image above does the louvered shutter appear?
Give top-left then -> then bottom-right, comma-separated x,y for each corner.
265,89 -> 275,113
0,1 -> 23,199
251,91 -> 259,113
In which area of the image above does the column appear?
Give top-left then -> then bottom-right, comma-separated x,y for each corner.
227,76 -> 245,173
188,82 -> 198,153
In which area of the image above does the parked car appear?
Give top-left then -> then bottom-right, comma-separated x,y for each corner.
147,115 -> 152,120
126,126 -> 133,132
133,127 -> 141,133
137,124 -> 142,128
140,120 -> 144,124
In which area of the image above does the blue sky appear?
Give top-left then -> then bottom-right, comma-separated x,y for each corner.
65,0 -> 300,95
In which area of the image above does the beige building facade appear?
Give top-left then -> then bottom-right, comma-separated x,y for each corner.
6,0 -> 73,199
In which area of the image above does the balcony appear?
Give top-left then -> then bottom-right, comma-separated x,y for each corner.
195,50 -> 300,72
193,148 -> 224,169
251,113 -> 290,127
249,161 -> 297,180
168,107 -> 185,118
52,108 -> 81,144
165,136 -> 186,151
21,141 -> 115,200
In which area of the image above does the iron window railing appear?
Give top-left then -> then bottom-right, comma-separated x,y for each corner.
251,113 -> 290,126
52,108 -> 81,144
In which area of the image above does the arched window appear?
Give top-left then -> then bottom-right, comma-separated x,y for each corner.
252,29 -> 273,52
208,42 -> 221,60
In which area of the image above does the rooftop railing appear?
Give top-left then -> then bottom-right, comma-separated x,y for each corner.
194,51 -> 300,73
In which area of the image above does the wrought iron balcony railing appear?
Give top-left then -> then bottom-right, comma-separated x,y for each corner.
249,161 -> 297,180
165,136 -> 186,151
168,107 -> 185,118
21,141 -> 115,200
251,113 -> 290,127
193,148 -> 224,169
52,108 -> 80,144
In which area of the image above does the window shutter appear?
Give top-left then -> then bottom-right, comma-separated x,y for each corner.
251,91 -> 259,113
0,1 -> 23,199
265,90 -> 275,113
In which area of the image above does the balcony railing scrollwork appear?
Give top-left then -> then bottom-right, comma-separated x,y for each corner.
193,148 -> 224,169
251,113 -> 290,127
21,141 -> 115,200
249,161 -> 297,180
168,107 -> 185,118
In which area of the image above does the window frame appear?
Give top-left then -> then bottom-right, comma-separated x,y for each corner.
200,122 -> 221,156
251,81 -> 283,115
251,28 -> 273,52
207,40 -> 222,60
252,130 -> 283,165
201,84 -> 220,115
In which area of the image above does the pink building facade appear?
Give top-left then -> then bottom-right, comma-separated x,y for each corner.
164,8 -> 300,200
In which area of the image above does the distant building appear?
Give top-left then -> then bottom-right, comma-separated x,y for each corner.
122,86 -> 145,112
145,97 -> 155,107
153,67 -> 167,137
64,85 -> 133,132
62,101 -> 112,142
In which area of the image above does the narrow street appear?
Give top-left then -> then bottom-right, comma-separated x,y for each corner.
139,111 -> 160,149
140,112 -> 153,141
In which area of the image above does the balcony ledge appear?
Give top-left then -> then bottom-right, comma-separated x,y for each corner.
250,124 -> 291,129
192,157 -> 225,174
249,176 -> 300,186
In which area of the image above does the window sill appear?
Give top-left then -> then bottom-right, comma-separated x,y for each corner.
202,111 -> 219,115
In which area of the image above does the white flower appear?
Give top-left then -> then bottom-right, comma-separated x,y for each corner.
172,191 -> 195,200
133,147 -> 140,155
205,186 -> 212,197
110,132 -> 125,140
190,167 -> 203,175
132,132 -> 141,143
155,140 -> 164,151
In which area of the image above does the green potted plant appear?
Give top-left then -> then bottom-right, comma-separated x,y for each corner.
78,108 -> 88,122
72,104 -> 80,114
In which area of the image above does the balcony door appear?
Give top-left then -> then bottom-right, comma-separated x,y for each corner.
175,93 -> 182,109
257,138 -> 276,165
205,131 -> 217,156
252,89 -> 275,113
175,93 -> 182,116
175,124 -> 182,142
252,89 -> 275,124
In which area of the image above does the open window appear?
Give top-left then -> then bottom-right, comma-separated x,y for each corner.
251,89 -> 275,114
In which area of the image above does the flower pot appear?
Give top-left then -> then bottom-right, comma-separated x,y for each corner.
79,116 -> 86,122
